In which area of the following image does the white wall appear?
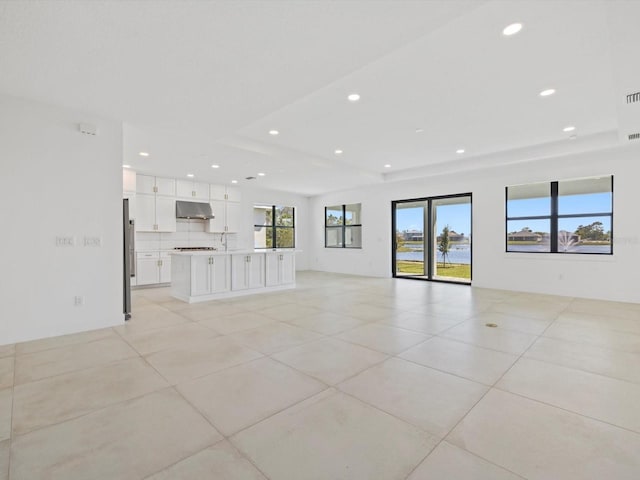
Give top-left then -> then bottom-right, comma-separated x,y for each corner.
235,186 -> 310,270
309,144 -> 640,304
0,95 -> 124,345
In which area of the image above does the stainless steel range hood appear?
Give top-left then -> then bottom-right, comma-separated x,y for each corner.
175,201 -> 214,220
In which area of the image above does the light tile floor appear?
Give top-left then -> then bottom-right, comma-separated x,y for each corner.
1,271 -> 640,479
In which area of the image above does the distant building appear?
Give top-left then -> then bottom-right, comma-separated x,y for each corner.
403,230 -> 423,241
508,230 -> 542,242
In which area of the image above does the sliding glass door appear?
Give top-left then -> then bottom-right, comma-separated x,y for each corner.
394,202 -> 426,277
393,194 -> 471,284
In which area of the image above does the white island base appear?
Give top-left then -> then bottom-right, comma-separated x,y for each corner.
170,250 -> 296,303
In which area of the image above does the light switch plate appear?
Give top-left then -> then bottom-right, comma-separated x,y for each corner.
55,236 -> 75,247
83,236 -> 101,247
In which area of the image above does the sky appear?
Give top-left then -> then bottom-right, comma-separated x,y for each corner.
507,192 -> 612,233
395,192 -> 611,235
396,203 -> 471,235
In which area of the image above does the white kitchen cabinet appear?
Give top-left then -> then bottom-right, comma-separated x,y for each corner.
207,200 -> 226,232
209,184 -> 226,201
225,201 -> 241,232
191,255 -> 230,296
160,252 -> 172,283
136,252 -> 171,285
135,193 -> 176,232
226,186 -> 241,203
176,180 -> 209,201
266,251 -> 296,286
155,196 -> 177,232
171,251 -> 296,303
231,253 -> 265,291
209,184 -> 241,203
136,174 -> 156,195
135,194 -> 156,231
136,174 -> 176,196
136,252 -> 160,286
207,199 -> 241,233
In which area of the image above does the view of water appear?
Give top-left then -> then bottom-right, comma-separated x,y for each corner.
397,243 -> 611,263
397,244 -> 471,264
507,245 -> 611,254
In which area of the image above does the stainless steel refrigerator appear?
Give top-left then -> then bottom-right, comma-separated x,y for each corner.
123,199 -> 135,320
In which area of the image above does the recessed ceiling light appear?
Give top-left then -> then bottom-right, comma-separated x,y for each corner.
539,89 -> 556,97
139,152 -> 149,157
456,149 -> 465,154
384,164 -> 391,168
563,126 -> 576,132
231,180 -> 238,184
187,174 -> 194,178
347,93 -> 360,102
334,149 -> 343,155
415,128 -> 424,133
269,130 -> 279,135
211,164 -> 220,168
258,172 -> 266,176
122,165 -> 131,169
502,23 -> 523,36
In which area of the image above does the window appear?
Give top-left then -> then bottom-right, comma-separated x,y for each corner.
325,204 -> 362,248
254,205 -> 295,249
506,176 -> 612,254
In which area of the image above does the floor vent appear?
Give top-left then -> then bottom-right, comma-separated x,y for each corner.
627,91 -> 640,104
629,133 -> 640,141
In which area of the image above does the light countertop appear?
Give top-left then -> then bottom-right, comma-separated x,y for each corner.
169,249 -> 300,256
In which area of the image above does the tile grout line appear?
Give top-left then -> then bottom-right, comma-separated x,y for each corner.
401,299 -> 574,480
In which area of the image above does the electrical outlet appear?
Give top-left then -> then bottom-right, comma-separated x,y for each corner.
83,236 -> 101,247
74,296 -> 84,306
56,236 -> 75,247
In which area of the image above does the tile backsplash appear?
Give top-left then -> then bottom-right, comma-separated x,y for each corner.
136,219 -> 237,252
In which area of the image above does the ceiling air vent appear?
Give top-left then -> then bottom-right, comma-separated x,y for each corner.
626,91 -> 640,104
245,176 -> 256,180
628,133 -> 640,141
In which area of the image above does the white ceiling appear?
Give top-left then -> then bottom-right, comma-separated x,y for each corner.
1,0 -> 639,195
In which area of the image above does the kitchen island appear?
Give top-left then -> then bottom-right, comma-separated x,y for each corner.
170,250 -> 296,303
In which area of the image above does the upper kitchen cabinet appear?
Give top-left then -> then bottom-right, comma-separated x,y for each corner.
136,174 -> 176,196
135,174 -> 176,232
137,194 -> 176,232
226,186 -> 241,203
210,184 -> 241,203
209,184 -> 226,201
206,199 -> 241,233
207,184 -> 242,233
176,180 -> 209,201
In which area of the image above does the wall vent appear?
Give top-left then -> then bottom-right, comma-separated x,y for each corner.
628,132 -> 640,141
626,91 -> 640,104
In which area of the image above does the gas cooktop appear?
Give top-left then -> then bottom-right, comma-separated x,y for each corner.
174,247 -> 217,251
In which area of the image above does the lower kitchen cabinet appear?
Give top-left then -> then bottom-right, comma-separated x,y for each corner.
170,251 -> 296,303
266,251 -> 295,286
191,254 -> 230,296
135,251 -> 171,286
231,253 -> 265,291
